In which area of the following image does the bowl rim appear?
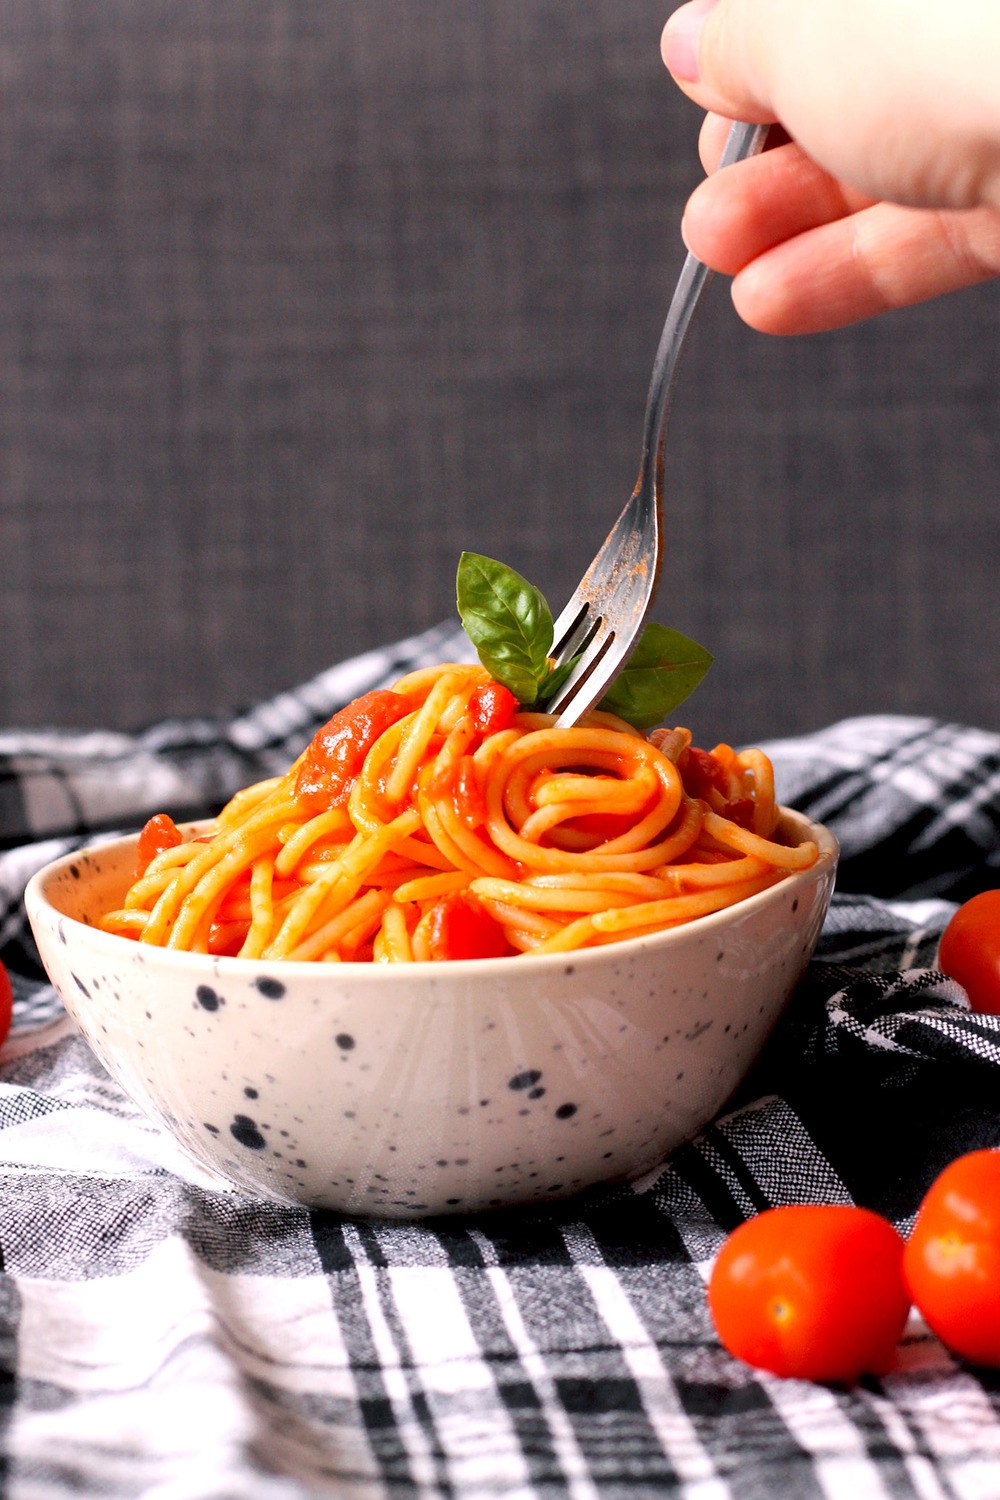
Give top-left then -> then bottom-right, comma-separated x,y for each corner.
25,805 -> 838,981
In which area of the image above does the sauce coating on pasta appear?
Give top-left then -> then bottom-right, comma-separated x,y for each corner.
100,665 -> 818,962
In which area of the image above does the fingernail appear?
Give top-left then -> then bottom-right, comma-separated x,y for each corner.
662,0 -> 718,83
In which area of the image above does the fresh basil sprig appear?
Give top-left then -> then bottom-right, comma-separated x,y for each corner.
455,552 -> 554,707
456,552 -> 712,729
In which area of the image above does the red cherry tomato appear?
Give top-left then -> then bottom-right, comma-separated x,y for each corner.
135,812 -> 184,876
427,756 -> 489,830
937,890 -> 1000,1015
206,920 -> 251,957
468,680 -> 518,737
708,1205 -> 910,1384
0,960 -> 13,1048
720,796 -> 755,830
295,690 -> 413,812
679,746 -> 729,799
450,757 -> 488,831
903,1149 -> 1000,1367
424,891 -> 512,961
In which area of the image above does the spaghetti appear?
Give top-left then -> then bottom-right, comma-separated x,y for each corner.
100,664 -> 818,962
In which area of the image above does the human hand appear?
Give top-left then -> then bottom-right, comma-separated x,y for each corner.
661,0 -> 1000,333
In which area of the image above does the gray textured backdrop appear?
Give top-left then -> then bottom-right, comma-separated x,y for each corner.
2,0 -> 999,746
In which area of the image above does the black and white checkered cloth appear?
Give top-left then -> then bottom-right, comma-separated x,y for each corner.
1,623 -> 999,1498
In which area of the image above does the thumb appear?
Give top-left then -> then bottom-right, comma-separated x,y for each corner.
662,0 -> 1000,212
661,0 -> 782,121
661,0 -> 910,132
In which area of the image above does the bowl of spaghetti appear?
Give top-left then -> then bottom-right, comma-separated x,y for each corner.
26,662 -> 837,1218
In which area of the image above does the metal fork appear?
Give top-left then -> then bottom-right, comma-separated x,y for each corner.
547,120 -> 769,727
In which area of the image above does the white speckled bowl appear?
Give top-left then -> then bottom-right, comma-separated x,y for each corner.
25,809 -> 836,1218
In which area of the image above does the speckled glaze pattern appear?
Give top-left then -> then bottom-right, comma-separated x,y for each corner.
26,810 -> 837,1219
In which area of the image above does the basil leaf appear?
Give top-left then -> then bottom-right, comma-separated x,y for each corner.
597,623 -> 713,730
456,552 -> 554,707
537,655 -> 577,706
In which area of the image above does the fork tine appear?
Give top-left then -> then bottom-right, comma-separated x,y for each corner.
550,598 -> 597,662
546,487 -> 658,721
547,623 -> 627,726
549,502 -> 636,670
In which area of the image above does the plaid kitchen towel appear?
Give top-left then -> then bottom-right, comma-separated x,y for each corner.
0,621 -> 999,1499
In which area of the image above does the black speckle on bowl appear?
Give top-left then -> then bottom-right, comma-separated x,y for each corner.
255,977 -> 286,1000
335,1033 -> 356,1051
195,985 -> 222,1012
230,1115 -> 267,1151
554,1103 -> 577,1120
508,1069 -> 542,1091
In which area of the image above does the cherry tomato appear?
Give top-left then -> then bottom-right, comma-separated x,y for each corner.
206,920 -> 251,957
708,1205 -> 910,1384
424,891 -> 511,961
680,746 -> 729,800
450,757 -> 488,830
720,796 -> 755,830
0,960 -> 13,1048
295,690 -> 412,812
428,756 -> 488,830
468,680 -> 518,737
903,1149 -> 1000,1367
937,890 -> 1000,1015
135,812 -> 184,876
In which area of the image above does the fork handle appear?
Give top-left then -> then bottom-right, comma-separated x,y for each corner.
638,120 -> 769,484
